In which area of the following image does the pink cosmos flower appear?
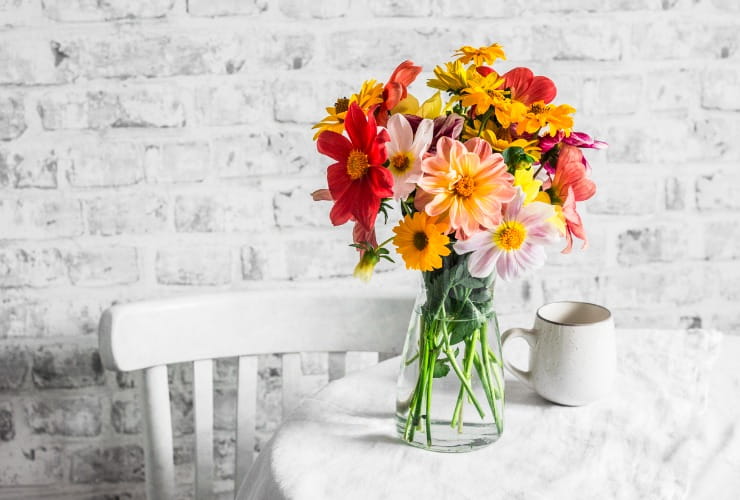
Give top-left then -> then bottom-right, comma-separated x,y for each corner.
386,113 -> 434,200
454,188 -> 560,281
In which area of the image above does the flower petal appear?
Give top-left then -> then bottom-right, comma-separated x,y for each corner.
317,131 -> 352,163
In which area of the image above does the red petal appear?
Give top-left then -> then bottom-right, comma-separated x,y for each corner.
523,76 -> 557,104
387,60 -> 422,89
327,163 -> 352,201
366,165 -> 394,198
317,131 -> 352,163
503,67 -> 534,97
353,222 -> 377,248
311,188 -> 333,201
351,181 -> 381,230
344,102 -> 368,150
383,82 -> 404,111
476,66 -> 494,77
329,192 -> 354,227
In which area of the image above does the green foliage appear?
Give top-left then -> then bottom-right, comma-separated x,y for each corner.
502,146 -> 535,173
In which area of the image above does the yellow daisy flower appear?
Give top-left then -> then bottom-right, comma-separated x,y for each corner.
515,101 -> 576,136
427,61 -> 480,93
393,212 -> 451,272
459,73 -> 506,114
312,80 -> 384,140
453,43 -> 506,66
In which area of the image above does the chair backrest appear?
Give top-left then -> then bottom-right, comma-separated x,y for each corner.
98,288 -> 413,500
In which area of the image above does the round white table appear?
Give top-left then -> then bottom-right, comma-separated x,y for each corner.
238,330 -> 738,500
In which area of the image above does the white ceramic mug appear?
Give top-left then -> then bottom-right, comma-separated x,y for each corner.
501,301 -> 615,406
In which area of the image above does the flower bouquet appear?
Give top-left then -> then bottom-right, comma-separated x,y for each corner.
312,43 -> 606,451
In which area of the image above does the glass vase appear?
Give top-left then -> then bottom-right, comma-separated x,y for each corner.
395,253 -> 505,452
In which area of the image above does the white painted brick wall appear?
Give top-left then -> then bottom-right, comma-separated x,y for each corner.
0,0 -> 738,496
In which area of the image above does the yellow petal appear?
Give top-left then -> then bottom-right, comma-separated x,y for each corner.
419,92 -> 442,119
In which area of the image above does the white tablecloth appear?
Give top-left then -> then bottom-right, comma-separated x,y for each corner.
238,329 -> 736,500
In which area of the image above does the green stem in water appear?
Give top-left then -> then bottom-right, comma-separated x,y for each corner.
444,347 -> 485,419
425,348 -> 437,447
450,328 -> 479,429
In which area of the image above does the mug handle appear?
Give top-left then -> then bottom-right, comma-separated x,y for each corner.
501,328 -> 538,388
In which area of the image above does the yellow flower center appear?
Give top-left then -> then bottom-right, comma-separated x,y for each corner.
346,150 -> 369,180
334,97 -> 350,114
412,231 -> 429,251
493,221 -> 527,251
389,152 -> 413,175
453,175 -> 475,198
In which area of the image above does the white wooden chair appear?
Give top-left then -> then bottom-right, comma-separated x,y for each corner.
98,288 -> 413,500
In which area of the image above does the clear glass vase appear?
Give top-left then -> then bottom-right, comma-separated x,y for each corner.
395,253 -> 505,452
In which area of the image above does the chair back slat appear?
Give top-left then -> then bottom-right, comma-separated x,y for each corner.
140,365 -> 176,500
234,355 -> 258,495
281,353 -> 302,416
193,359 -> 214,499
328,352 -> 347,382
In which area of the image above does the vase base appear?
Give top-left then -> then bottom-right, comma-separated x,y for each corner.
395,413 -> 502,453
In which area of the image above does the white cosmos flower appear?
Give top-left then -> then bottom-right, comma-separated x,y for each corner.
385,113 -> 434,200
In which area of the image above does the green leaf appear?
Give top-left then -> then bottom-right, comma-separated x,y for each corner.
457,277 -> 485,289
433,361 -> 450,378
449,321 -> 476,345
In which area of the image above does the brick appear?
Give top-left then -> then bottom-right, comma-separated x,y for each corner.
284,232 -> 358,280
586,173 -> 659,215
0,402 -> 13,441
171,388 -> 193,436
0,298 -> 46,338
274,186 -> 336,229
0,92 -> 26,140
521,0 -> 660,10
44,297 -> 108,337
277,0 -> 348,18
0,446 -> 63,486
53,32 -> 253,80
665,177 -> 687,211
541,274 -> 601,304
31,344 -> 104,389
534,23 -> 622,61
0,0 -> 42,25
188,0 -> 267,17
696,170 -> 740,211
144,141 -> 210,184
601,265 -> 705,308
156,247 -> 232,285
38,86 -> 186,130
0,35 -> 57,84
0,149 -> 20,187
370,0 -> 432,16
70,445 -> 145,484
65,247 -> 139,286
273,78 -> 350,124
215,435 -> 235,480
213,130 -> 312,178
86,192 -> 168,236
42,0 -> 174,21
194,81 -> 271,126
174,192 -> 273,233
11,150 -> 59,189
606,114 -> 694,163
647,68 -> 698,111
711,0 -> 740,11
112,398 -> 142,434
25,395 -> 101,436
214,387 -> 236,430
705,219 -> 740,260
63,142 -> 143,187
583,74 -> 642,115
0,345 -> 28,389
692,114 -> 740,161
0,248 -> 68,287
703,68 -> 740,110
0,198 -> 83,239
259,32 -> 315,71
617,226 -> 690,265
241,246 -> 265,281
636,22 -> 739,60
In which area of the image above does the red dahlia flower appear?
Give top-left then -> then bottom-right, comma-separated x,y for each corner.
316,103 -> 393,231
501,67 -> 557,105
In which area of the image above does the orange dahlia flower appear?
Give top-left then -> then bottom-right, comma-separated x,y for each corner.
417,137 -> 516,239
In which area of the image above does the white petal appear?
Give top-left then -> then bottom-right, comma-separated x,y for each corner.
387,113 -> 413,151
